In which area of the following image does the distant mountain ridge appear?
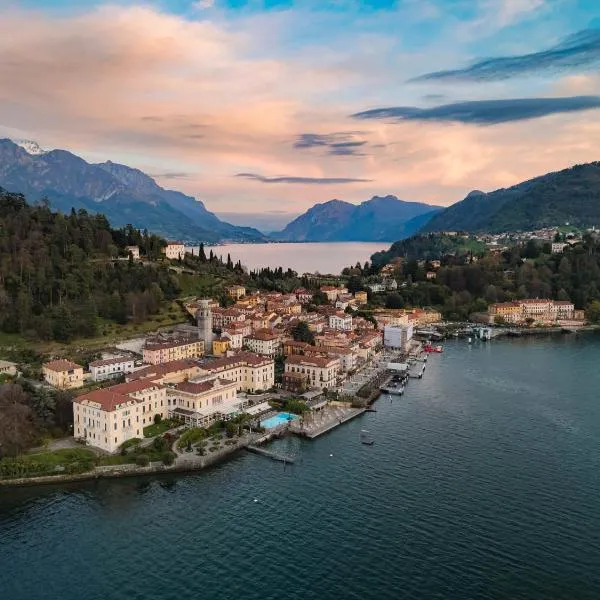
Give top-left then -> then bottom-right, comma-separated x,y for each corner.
422,162 -> 600,233
0,139 -> 266,243
273,195 -> 440,242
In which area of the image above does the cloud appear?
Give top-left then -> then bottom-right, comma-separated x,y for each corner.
150,172 -> 191,180
294,132 -> 368,155
193,0 -> 215,10
235,173 -> 372,184
352,96 -> 600,125
410,28 -> 600,83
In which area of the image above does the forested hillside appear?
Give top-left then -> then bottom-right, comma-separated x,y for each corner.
0,189 -> 179,341
422,162 -> 600,233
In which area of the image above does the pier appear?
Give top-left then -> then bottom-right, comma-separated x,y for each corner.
246,445 -> 295,464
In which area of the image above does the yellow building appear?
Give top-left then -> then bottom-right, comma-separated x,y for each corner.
354,290 -> 368,304
212,337 -> 231,356
226,285 -> 246,300
488,302 -> 522,324
142,337 -> 204,365
43,360 -> 84,389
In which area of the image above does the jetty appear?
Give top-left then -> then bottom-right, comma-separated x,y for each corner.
246,445 -> 295,464
289,406 -> 366,439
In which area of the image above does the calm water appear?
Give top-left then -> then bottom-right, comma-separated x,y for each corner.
2,336 -> 600,600
191,242 -> 387,274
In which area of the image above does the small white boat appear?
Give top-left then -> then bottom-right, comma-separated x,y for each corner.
360,429 -> 374,446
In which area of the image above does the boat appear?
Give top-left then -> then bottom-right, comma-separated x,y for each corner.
424,344 -> 443,353
360,429 -> 374,445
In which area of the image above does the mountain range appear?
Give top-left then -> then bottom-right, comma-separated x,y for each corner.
3,138 -> 600,243
422,162 -> 600,234
272,196 -> 440,242
0,139 -> 266,243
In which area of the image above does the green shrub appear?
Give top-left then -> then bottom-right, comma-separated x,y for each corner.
135,454 -> 150,467
162,451 -> 176,466
152,436 -> 169,452
154,414 -> 162,425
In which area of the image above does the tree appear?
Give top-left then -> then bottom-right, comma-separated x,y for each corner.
586,300 -> 600,323
0,384 -> 37,458
385,293 -> 404,309
291,321 -> 315,345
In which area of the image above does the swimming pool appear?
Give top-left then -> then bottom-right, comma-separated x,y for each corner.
260,412 -> 299,429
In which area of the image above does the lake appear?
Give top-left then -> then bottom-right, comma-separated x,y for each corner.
189,242 -> 388,274
1,335 -> 600,599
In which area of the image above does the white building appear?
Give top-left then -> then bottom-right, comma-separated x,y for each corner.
197,352 -> 275,393
167,375 -> 241,427
551,242 -> 568,253
0,360 -> 17,377
383,324 -> 413,351
329,312 -> 353,331
125,246 -> 140,260
284,354 -> 340,390
367,282 -> 386,294
222,329 -> 244,349
245,329 -> 281,356
163,241 -> 186,260
89,356 -> 135,382
73,380 -> 168,453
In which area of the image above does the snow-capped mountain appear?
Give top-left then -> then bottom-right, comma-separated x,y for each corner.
12,139 -> 47,156
0,138 -> 266,243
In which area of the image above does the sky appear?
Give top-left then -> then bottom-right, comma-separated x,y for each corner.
2,0 -> 600,226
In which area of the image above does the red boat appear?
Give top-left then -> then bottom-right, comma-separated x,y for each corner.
424,344 -> 444,353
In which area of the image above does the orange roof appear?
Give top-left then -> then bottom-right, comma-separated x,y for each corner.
89,356 -> 134,368
128,359 -> 199,381
43,359 -> 81,373
174,378 -> 234,394
286,354 -> 339,368
75,389 -> 134,412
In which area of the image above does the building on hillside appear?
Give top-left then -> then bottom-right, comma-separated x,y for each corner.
245,329 -> 281,356
283,354 -> 340,390
89,356 -> 135,382
488,299 -> 578,325
222,329 -> 243,349
212,337 -> 231,356
306,346 -> 356,372
0,360 -> 17,377
426,271 -> 437,280
143,337 -> 204,365
552,242 -> 568,253
125,246 -> 140,260
354,291 -> 368,304
383,325 -> 413,351
73,380 -> 167,453
197,352 -> 274,393
43,360 -> 84,389
367,282 -> 386,294
167,376 -> 241,427
329,312 -> 353,331
320,285 -> 348,302
294,288 -> 313,304
283,340 -> 312,356
163,241 -> 185,260
226,285 -> 246,300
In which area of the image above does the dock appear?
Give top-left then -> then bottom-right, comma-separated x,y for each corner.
246,445 -> 295,464
408,363 -> 426,379
289,407 -> 366,439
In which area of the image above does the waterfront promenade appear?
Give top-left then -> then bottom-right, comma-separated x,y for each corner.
289,405 -> 366,439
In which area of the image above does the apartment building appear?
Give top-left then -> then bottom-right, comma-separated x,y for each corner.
226,285 -> 246,300
245,329 -> 281,356
42,360 -> 84,389
197,352 -> 275,393
143,337 -> 204,365
283,354 -> 340,390
329,312 -> 353,331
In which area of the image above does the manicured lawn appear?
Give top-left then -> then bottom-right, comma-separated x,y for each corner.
143,419 -> 178,438
0,448 -> 97,479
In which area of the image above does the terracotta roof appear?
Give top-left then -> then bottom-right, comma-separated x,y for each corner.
128,359 -> 199,381
286,354 -> 339,368
249,329 -> 279,341
109,380 -> 165,395
200,352 -> 272,372
144,337 -> 200,351
89,356 -> 134,368
75,389 -> 134,412
174,378 -> 235,394
43,359 -> 81,373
